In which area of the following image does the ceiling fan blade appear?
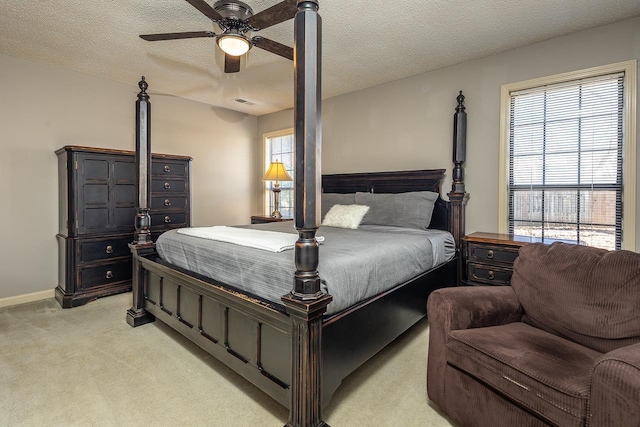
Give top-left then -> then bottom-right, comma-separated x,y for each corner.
185,0 -> 224,22
140,31 -> 216,41
252,37 -> 293,61
246,0 -> 297,30
225,54 -> 241,73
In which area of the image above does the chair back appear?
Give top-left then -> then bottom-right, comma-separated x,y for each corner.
512,242 -> 640,353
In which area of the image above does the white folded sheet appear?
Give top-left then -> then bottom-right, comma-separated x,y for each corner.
177,226 -> 324,253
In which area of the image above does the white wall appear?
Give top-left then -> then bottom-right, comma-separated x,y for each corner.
0,54 -> 257,299
257,17 -> 640,246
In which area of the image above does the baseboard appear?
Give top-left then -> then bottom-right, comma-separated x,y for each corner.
0,289 -> 55,309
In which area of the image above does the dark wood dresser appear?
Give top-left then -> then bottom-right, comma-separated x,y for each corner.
462,232 -> 538,286
55,145 -> 191,308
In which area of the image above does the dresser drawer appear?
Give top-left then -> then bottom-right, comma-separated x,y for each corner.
467,243 -> 520,265
79,236 -> 132,263
151,212 -> 188,229
151,178 -> 188,194
151,195 -> 188,210
78,259 -> 132,290
152,160 -> 188,177
467,263 -> 513,286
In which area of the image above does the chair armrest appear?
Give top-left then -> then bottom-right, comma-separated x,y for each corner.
428,286 -> 523,331
588,342 -> 640,427
426,286 -> 523,410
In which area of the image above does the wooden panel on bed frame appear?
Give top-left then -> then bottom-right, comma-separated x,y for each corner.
126,3 -> 468,426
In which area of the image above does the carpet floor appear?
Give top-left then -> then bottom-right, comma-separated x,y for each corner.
0,292 -> 455,426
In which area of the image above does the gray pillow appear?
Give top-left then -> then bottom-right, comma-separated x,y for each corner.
355,191 -> 439,230
321,193 -> 356,220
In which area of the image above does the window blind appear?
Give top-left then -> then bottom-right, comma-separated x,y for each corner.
508,72 -> 624,250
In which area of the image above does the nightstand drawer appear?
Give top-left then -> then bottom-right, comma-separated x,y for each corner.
467,263 -> 513,286
467,243 -> 520,265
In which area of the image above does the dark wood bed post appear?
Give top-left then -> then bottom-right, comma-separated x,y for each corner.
447,91 -> 468,280
281,1 -> 332,427
127,76 -> 156,327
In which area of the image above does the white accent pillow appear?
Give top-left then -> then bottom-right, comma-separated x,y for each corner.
321,204 -> 370,229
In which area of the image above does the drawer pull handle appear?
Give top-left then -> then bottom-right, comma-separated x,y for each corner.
106,270 -> 114,279
105,245 -> 113,254
164,182 -> 171,189
164,199 -> 171,206
164,165 -> 171,172
164,216 -> 171,223
487,271 -> 495,280
487,250 -> 494,259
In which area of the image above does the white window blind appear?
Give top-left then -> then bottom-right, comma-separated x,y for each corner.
508,72 -> 624,250
265,132 -> 294,218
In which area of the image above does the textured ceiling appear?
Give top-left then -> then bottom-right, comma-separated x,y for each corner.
1,0 -> 639,116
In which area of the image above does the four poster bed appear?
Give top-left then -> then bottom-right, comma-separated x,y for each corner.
127,2 -> 467,426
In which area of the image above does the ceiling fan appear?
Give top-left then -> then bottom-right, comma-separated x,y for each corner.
140,0 -> 296,73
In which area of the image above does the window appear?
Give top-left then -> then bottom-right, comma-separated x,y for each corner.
499,61 -> 636,250
264,129 -> 294,219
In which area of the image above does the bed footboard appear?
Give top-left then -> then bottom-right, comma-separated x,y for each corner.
140,255 -> 293,407
130,251 -> 457,411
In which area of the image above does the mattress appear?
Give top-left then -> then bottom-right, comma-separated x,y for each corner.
156,221 -> 455,315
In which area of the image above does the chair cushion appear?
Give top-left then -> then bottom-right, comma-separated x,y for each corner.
512,242 -> 640,353
447,322 -> 602,427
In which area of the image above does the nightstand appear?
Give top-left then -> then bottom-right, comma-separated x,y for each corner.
462,232 -> 538,286
250,215 -> 293,225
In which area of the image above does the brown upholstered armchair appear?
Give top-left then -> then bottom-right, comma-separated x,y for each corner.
426,242 -> 640,427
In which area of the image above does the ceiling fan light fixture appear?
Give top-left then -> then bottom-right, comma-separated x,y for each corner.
140,0 -> 295,73
217,33 -> 251,56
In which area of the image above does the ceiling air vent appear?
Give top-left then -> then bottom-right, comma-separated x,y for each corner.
234,98 -> 256,105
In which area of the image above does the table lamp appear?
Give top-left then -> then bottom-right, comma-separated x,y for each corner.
263,160 -> 293,218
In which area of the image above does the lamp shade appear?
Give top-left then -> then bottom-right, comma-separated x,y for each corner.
217,34 -> 251,56
263,161 -> 292,182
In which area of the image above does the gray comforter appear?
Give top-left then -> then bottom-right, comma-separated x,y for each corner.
156,222 -> 455,315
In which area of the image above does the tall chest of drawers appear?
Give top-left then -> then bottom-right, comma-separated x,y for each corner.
55,146 -> 191,308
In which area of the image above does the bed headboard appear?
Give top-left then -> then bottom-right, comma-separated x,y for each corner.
321,169 -> 450,232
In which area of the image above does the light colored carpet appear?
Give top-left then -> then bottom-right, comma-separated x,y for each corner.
0,293 -> 455,426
